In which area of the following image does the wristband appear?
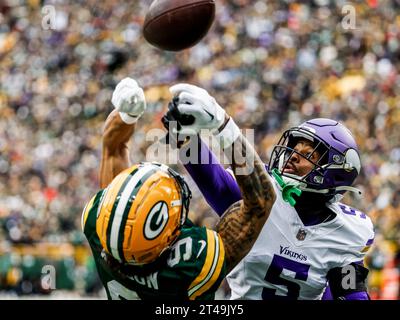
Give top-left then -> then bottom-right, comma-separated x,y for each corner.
119,112 -> 139,124
213,117 -> 241,149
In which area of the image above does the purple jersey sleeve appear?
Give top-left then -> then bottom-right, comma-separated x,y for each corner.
322,286 -> 369,300
327,261 -> 370,300
341,260 -> 370,300
182,138 -> 242,216
342,291 -> 370,300
321,285 -> 333,300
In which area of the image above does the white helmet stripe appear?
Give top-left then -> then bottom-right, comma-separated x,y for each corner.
110,165 -> 156,262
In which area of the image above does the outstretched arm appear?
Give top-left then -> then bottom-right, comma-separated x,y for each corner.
216,130 -> 276,273
168,83 -> 276,274
100,110 -> 136,188
163,96 -> 244,216
99,78 -> 146,188
182,137 -> 242,216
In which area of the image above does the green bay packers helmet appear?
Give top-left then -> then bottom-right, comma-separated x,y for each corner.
96,162 -> 191,265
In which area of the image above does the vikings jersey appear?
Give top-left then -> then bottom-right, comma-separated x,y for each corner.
82,190 -> 226,300
227,176 -> 374,300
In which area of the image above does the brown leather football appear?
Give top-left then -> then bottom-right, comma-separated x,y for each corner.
143,0 -> 215,51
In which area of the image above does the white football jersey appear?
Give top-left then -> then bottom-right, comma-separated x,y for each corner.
227,175 -> 375,300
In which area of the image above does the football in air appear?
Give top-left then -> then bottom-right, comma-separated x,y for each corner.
143,0 -> 215,52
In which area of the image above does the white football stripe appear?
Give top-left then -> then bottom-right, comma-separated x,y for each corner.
110,165 -> 155,261
81,201 -> 89,232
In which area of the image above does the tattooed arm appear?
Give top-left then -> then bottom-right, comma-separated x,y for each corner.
216,124 -> 276,273
168,83 -> 276,273
182,137 -> 243,215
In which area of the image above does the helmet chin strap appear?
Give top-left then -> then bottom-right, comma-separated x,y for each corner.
298,185 -> 362,195
271,169 -> 302,207
279,172 -> 362,201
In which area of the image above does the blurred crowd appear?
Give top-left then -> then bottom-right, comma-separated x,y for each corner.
0,0 -> 399,299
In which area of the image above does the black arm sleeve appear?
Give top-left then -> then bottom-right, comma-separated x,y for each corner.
327,263 -> 369,299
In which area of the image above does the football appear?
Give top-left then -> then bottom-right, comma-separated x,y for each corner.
143,0 -> 215,51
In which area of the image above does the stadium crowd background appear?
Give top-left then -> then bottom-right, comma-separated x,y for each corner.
0,0 -> 399,299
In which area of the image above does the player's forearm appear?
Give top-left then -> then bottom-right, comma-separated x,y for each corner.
100,110 -> 135,188
217,134 -> 276,273
102,110 -> 136,154
99,149 -> 131,188
182,138 -> 242,216
225,133 -> 276,217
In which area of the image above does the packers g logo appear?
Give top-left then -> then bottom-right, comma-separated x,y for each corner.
144,201 -> 169,240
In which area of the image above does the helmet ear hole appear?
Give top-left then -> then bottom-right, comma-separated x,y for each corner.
334,174 -> 345,183
345,149 -> 361,174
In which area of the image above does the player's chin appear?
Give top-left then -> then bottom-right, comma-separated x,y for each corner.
283,168 -> 298,175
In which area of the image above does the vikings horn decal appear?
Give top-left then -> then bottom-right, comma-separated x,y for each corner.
144,201 -> 169,240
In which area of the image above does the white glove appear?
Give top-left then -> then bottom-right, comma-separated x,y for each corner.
111,77 -> 146,124
169,83 -> 226,135
169,83 -> 241,148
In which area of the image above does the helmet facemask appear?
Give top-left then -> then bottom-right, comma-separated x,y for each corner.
269,127 -> 361,201
152,165 -> 193,261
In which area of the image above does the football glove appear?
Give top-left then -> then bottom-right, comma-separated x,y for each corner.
169,83 -> 226,135
111,77 -> 146,124
161,97 -> 194,148
162,97 -> 195,132
168,83 -> 241,148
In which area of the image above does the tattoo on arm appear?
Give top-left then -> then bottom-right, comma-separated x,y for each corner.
217,134 -> 276,273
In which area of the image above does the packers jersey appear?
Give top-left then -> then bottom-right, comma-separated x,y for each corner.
227,176 -> 375,300
82,190 -> 226,300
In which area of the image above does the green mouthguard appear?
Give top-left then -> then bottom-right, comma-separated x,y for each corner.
271,168 -> 302,207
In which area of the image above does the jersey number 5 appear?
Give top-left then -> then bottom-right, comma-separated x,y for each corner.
167,237 -> 193,267
262,255 -> 310,300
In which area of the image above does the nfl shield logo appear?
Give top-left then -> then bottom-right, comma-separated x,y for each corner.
296,229 -> 307,241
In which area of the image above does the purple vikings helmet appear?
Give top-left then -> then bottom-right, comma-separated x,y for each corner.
268,118 -> 362,200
